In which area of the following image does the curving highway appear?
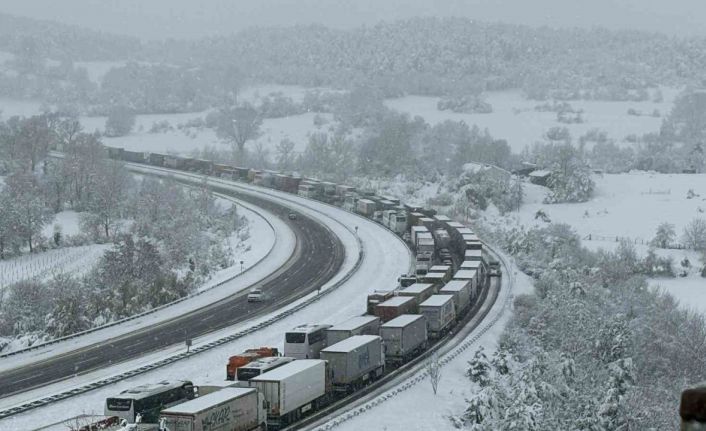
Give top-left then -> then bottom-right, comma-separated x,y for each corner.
0,175 -> 345,398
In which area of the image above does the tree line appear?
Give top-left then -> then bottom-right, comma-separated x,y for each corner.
457,222 -> 698,429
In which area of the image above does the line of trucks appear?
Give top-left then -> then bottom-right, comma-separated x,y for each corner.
88,147 -> 499,431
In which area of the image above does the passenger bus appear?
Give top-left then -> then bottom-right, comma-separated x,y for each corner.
104,380 -> 196,423
283,324 -> 332,359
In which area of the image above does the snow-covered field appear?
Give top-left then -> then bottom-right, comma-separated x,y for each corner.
385,89 -> 679,153
512,173 -> 706,314
0,244 -> 111,291
0,173 -> 412,431
517,171 -> 706,243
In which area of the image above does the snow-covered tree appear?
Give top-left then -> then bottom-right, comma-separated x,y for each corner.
5,171 -> 51,252
532,138 -> 595,203
83,159 -> 132,239
104,105 -> 135,137
275,138 -> 296,171
651,222 -> 676,248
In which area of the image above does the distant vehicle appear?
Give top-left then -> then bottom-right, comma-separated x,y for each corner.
247,288 -> 263,302
288,212 -> 297,220
104,380 -> 197,423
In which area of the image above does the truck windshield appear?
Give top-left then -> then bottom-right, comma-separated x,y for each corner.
285,333 -> 306,343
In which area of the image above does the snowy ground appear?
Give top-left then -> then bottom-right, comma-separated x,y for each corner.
512,172 -> 706,314
517,171 -> 706,244
385,89 -> 680,153
0,193 -> 280,362
0,171 -> 412,430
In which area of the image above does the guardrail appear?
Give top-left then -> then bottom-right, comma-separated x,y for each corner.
0,188 -> 279,360
309,246 -> 514,430
0,168 -> 378,420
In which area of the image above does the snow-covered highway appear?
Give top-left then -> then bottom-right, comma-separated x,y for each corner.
0,166 -> 413,430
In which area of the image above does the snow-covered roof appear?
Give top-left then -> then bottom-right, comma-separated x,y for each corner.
161,388 -> 255,415
322,335 -> 379,353
454,270 -> 477,280
399,283 -> 434,295
420,295 -> 454,307
429,265 -> 451,272
465,249 -> 482,258
529,170 -> 551,177
433,215 -> 451,222
115,380 -> 190,400
419,217 -> 435,222
460,261 -> 481,269
329,316 -> 379,332
447,221 -> 465,229
379,296 -> 416,307
239,357 -> 293,370
411,226 -> 428,232
250,359 -> 324,382
440,280 -> 471,292
421,272 -> 445,280
457,228 -> 474,235
288,324 -> 332,334
417,232 -> 433,239
382,314 -> 425,328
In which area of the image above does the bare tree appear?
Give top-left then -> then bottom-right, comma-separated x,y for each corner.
276,138 -> 296,170
427,350 -> 442,395
683,218 -> 706,251
216,103 -> 262,153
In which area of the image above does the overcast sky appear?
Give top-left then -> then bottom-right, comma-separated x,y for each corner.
1,0 -> 704,40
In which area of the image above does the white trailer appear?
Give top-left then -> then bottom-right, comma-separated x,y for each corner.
380,314 -> 427,364
464,249 -> 483,261
398,282 -> 437,305
416,233 -> 435,254
439,279 -> 473,315
419,295 -> 456,338
410,226 -> 429,247
356,199 -> 377,217
249,359 -> 329,427
390,212 -> 408,234
320,335 -> 385,391
326,316 -> 381,346
159,387 -> 264,431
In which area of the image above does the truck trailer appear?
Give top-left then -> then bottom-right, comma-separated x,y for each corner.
419,295 -> 456,338
326,316 -> 381,346
249,359 -> 330,428
439,279 -> 473,316
380,314 -> 427,364
320,335 -> 385,392
374,296 -> 417,322
159,387 -> 265,431
398,283 -> 437,306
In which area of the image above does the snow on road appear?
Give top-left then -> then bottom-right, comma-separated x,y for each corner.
0,195 -> 281,367
0,173 -> 412,430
